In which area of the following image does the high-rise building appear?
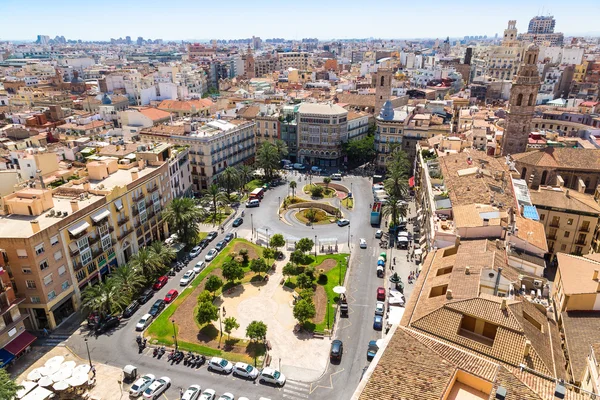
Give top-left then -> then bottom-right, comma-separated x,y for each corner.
501,46 -> 541,156
519,15 -> 564,46
527,15 -> 556,34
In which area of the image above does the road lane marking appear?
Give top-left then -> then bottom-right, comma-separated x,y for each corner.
309,368 -> 345,394
283,394 -> 309,399
283,388 -> 310,398
286,380 -> 310,388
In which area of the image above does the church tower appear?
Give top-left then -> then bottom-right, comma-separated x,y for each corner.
244,45 -> 255,79
502,20 -> 518,46
501,46 -> 540,156
374,68 -> 393,114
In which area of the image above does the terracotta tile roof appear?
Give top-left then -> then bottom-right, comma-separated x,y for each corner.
530,188 -> 600,215
561,311 -> 600,383
453,204 -> 506,228
157,99 -> 213,111
512,148 -> 600,171
335,93 -> 376,108
514,216 -> 548,252
237,105 -> 260,119
138,107 -> 171,122
557,253 -> 600,295
97,144 -> 139,157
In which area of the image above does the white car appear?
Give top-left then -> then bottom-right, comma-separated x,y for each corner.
129,374 -> 155,397
205,249 -> 218,262
200,389 -> 216,400
359,238 -> 367,248
207,357 -> 233,373
182,385 -> 202,400
233,362 -> 259,380
189,246 -> 202,258
217,394 -> 234,400
375,230 -> 383,239
135,313 -> 153,331
193,261 -> 206,274
142,376 -> 171,399
180,270 -> 196,286
375,301 -> 385,316
337,218 -> 350,227
259,367 -> 286,387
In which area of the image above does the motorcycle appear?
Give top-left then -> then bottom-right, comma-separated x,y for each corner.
157,347 -> 165,359
153,347 -> 158,357
241,211 -> 245,217
167,350 -> 175,361
197,355 -> 206,368
168,268 -> 176,277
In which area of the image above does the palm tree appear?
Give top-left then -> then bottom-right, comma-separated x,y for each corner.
381,193 -> 408,227
218,167 -> 240,199
384,167 -> 408,200
163,197 -> 205,246
323,177 -> 332,194
202,184 -> 230,225
111,265 -> 145,298
255,142 -> 280,181
81,278 -> 129,315
289,180 -> 297,199
274,139 -> 289,158
129,247 -> 163,282
150,241 -> 176,269
237,164 -> 254,194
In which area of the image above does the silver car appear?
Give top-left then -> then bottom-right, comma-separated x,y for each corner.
129,374 -> 155,397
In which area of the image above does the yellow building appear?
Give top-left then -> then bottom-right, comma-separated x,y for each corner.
573,61 -> 590,83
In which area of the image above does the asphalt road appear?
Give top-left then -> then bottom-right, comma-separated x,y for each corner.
65,173 -> 417,400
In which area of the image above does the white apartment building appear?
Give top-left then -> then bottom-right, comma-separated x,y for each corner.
278,52 -> 310,70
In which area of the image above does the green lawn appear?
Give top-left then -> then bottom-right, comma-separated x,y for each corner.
311,254 -> 348,333
341,197 -> 354,209
245,179 -> 265,192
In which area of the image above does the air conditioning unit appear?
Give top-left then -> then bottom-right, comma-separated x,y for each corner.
533,280 -> 543,288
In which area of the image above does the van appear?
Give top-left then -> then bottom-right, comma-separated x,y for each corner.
246,199 -> 260,208
293,163 -> 306,170
331,173 -> 342,181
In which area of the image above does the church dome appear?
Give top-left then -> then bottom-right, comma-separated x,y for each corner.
101,93 -> 112,105
379,100 -> 395,121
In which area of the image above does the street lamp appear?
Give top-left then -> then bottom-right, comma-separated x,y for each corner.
326,299 -> 330,331
251,213 -> 254,234
218,307 -> 226,349
84,338 -> 92,368
347,225 -> 350,246
172,319 -> 178,350
314,235 -> 317,258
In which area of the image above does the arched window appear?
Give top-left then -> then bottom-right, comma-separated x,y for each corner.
520,168 -> 527,180
516,93 -> 523,106
540,170 -> 548,185
528,93 -> 534,106
380,76 -> 385,86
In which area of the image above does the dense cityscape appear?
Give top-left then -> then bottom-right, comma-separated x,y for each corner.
0,8 -> 600,400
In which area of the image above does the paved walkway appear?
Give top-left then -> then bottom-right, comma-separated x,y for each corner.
219,257 -> 331,382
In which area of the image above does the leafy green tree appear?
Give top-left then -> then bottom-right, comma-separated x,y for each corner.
250,258 -> 268,277
296,273 -> 313,289
128,247 -> 163,282
81,278 -> 129,315
305,208 -> 318,223
163,197 -> 205,246
246,320 -> 267,343
197,289 -> 213,305
150,241 -> 176,270
274,139 -> 289,159
223,316 -> 240,340
341,134 -> 375,168
202,184 -> 230,224
262,247 -> 275,266
293,299 -> 316,325
269,233 -> 285,253
196,301 -> 218,326
323,177 -> 332,193
218,167 -> 240,198
290,249 -> 305,266
255,142 -> 280,181
0,369 -> 22,400
238,248 -> 249,263
296,238 -> 314,254
381,193 -> 407,227
289,180 -> 297,198
282,262 -> 296,282
222,259 -> 245,284
111,265 -> 144,298
299,288 -> 314,301
205,275 -> 223,297
310,185 -> 324,198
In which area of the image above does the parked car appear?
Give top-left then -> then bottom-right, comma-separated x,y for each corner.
205,249 -> 218,261
129,374 -> 155,397
189,246 -> 202,258
215,240 -> 226,251
207,357 -> 233,374
376,265 -> 384,278
164,289 -> 178,303
337,219 -> 350,227
283,164 -> 294,170
180,270 -> 196,286
246,199 -> 260,208
149,299 -> 165,317
182,384 -> 201,400
373,315 -> 383,330
331,173 -> 342,181
376,287 -> 386,301
233,362 -> 259,380
293,163 -> 305,170
152,276 -> 168,290
367,340 -> 379,361
199,239 -> 209,249
206,231 -> 218,242
95,315 -> 120,333
375,230 -> 383,239
375,301 -> 385,316
359,238 -> 367,248
138,288 -> 154,304
217,394 -> 234,400
122,300 -> 140,318
259,367 -> 286,387
330,340 -> 343,361
232,218 -> 243,227
193,261 -> 206,274
311,166 -> 322,173
142,376 -> 171,399
224,233 -> 234,243
200,389 -> 216,400
136,314 -> 153,331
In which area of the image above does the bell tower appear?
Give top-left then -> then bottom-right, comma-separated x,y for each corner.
244,45 -> 255,79
374,68 -> 393,114
501,46 -> 540,156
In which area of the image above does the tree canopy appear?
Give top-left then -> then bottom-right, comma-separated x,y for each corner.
246,320 -> 267,343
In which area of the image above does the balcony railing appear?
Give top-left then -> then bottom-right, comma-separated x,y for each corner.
132,207 -> 139,216
73,261 -> 84,271
132,193 -> 144,202
546,234 -> 557,240
92,248 -> 103,258
118,216 -> 129,226
576,240 -> 587,246
88,236 -> 100,245
148,185 -> 159,194
70,248 -> 80,257
118,229 -> 132,240
579,226 -> 590,233
549,222 -> 560,228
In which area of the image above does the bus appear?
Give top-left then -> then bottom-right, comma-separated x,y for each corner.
249,187 -> 265,200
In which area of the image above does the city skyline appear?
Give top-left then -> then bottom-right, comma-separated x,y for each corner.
1,0 -> 599,42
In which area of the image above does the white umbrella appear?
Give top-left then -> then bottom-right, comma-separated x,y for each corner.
37,376 -> 53,387
26,368 -> 43,382
61,360 -> 77,370
333,286 -> 346,294
73,364 -> 91,375
50,368 -> 72,382
52,381 -> 70,391
44,356 -> 64,367
66,373 -> 88,387
16,380 -> 37,399
39,364 -> 60,376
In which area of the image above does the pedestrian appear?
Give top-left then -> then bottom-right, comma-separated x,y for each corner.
91,365 -> 96,378
180,387 -> 184,398
43,328 -> 49,337
234,232 -> 237,238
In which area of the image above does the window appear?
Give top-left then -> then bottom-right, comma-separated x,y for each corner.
35,243 -> 45,256
523,311 -> 543,332
564,231 -> 570,238
429,284 -> 448,298
567,218 -> 573,225
31,296 -> 41,304
39,260 -> 49,271
48,291 -> 56,300
436,266 -> 453,276
43,274 -> 53,286
58,265 -> 66,276
22,267 -> 32,274
51,235 -> 59,246
561,244 -> 567,251
54,250 -> 63,261
539,214 -> 545,221
26,280 -> 36,289
17,249 -> 28,258
61,281 -> 70,291
87,263 -> 96,274
76,270 -> 86,282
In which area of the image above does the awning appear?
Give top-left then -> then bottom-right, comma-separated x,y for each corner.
5,331 -> 37,356
68,242 -> 78,253
68,220 -> 90,236
21,386 -> 53,400
414,248 -> 423,255
91,209 -> 110,223
0,348 -> 15,367
114,199 -> 123,211
409,176 -> 415,188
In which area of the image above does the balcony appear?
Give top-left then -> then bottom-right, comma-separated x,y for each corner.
132,207 -> 139,216
0,293 -> 25,316
579,226 -> 590,233
118,229 -> 132,240
88,235 -> 100,245
148,185 -> 159,194
70,247 -> 80,257
108,226 -> 114,233
92,248 -> 103,258
549,222 -> 560,228
546,234 -> 557,240
576,240 -> 587,246
73,261 -> 84,271
132,193 -> 144,202
118,216 -> 129,226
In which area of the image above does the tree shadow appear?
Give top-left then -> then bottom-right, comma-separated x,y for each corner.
223,338 -> 240,352
246,341 -> 266,358
196,324 -> 219,343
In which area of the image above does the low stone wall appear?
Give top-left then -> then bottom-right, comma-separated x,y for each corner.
288,202 -> 338,215
314,182 -> 349,194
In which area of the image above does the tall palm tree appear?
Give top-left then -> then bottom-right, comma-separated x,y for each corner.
237,164 -> 254,194
111,265 -> 144,298
129,247 -> 163,282
202,184 -> 230,225
218,167 -> 240,199
255,142 -> 280,181
81,278 -> 129,315
163,197 -> 205,246
289,180 -> 297,199
381,193 -> 407,227
274,139 -> 289,158
384,167 -> 408,200
150,241 -> 176,269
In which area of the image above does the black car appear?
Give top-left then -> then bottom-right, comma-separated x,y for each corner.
207,231 -> 218,242
95,316 -> 120,334
215,240 -> 226,251
199,239 -> 209,249
122,300 -> 140,318
224,233 -> 234,243
149,299 -> 166,317
232,218 -> 243,227
138,288 -> 154,304
330,340 -> 343,361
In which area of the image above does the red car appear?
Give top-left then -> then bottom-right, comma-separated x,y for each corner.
376,287 -> 386,301
153,276 -> 168,290
164,289 -> 178,303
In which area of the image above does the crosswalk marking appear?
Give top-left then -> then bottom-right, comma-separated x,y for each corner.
283,393 -> 309,399
281,379 -> 310,400
286,380 -> 310,389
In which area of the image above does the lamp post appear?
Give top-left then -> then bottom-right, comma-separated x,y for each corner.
347,225 -> 350,246
326,299 -> 330,331
172,319 -> 178,350
251,213 -> 254,235
218,307 -> 226,349
84,338 -> 92,368
266,228 -> 270,247
314,235 -> 317,258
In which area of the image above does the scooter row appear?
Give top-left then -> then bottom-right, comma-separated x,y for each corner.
161,349 -> 206,368
168,257 -> 192,277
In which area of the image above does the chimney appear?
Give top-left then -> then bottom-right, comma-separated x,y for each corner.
565,189 -> 570,198
70,200 -> 79,212
83,182 -> 91,191
594,270 -> 599,281
455,235 -> 461,248
524,340 -> 531,357
30,220 -> 40,234
501,298 -> 507,310
138,160 -> 145,170
131,168 -> 139,181
465,266 -> 470,275
496,239 -> 502,249
446,289 -> 453,300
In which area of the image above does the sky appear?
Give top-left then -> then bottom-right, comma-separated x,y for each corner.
0,0 -> 598,41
